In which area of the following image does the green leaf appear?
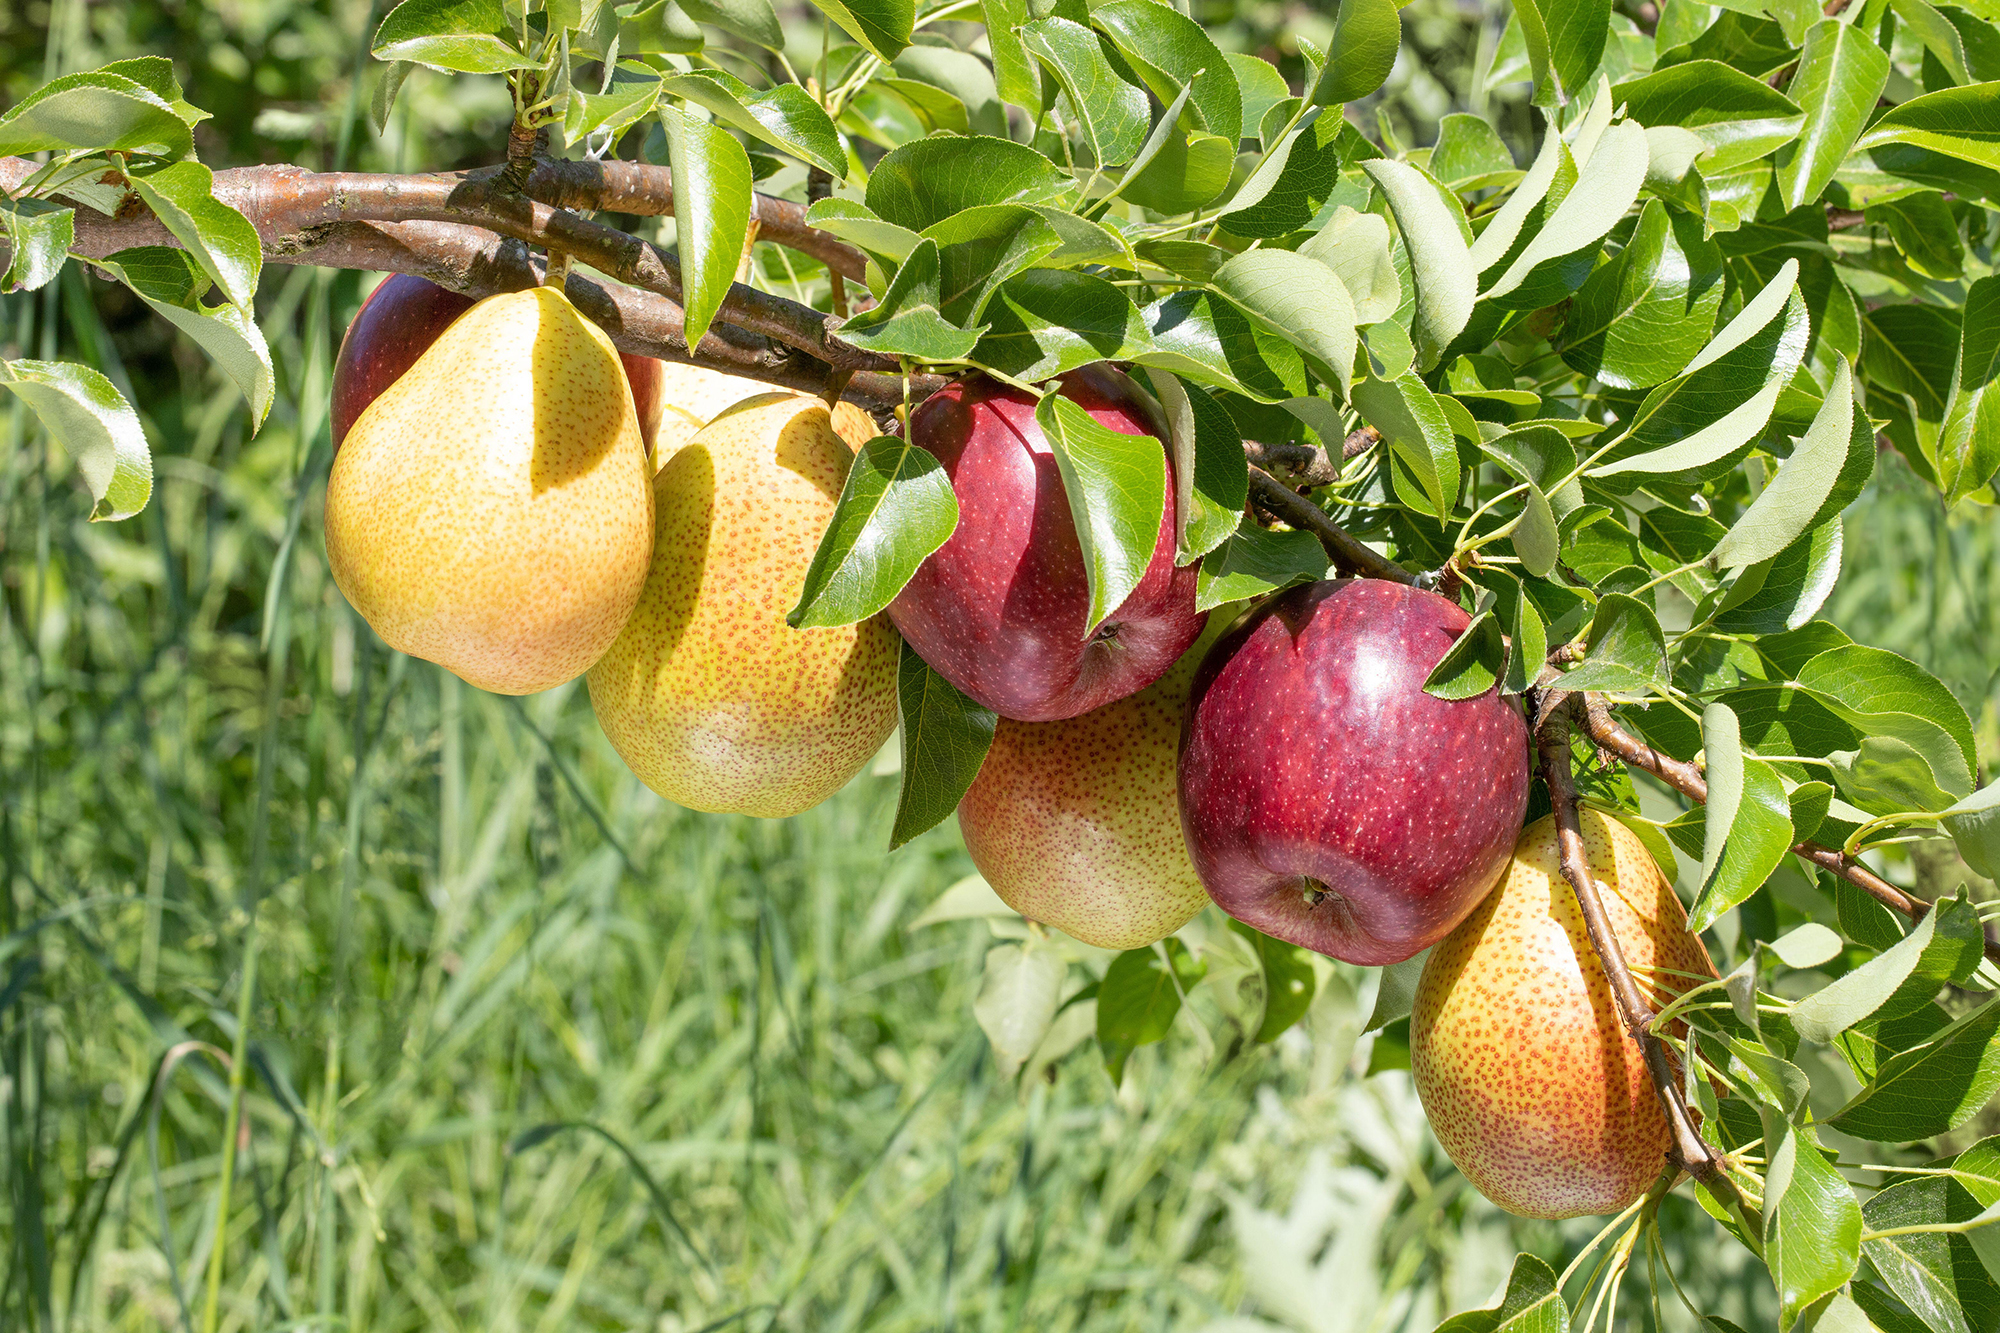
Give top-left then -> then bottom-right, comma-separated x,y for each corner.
1776,21 -> 1891,210
1020,16 -> 1150,169
1424,604 -> 1507,701
1711,519 -> 1844,635
1594,266 -> 1808,481
1352,370 -> 1459,517
1558,198 -> 1724,389
1861,1171 -> 2000,1333
803,198 -> 921,265
1194,524 -> 1328,611
892,45 -> 1005,139
677,0 -> 781,49
1219,106 -> 1345,240
1870,192 -> 1966,282
124,161 -> 262,311
1138,289 -> 1308,403
1689,701 -> 1795,933
561,61 -> 662,147
1431,1252 -> 1568,1332
1792,894 -> 1986,1044
1228,923 -> 1315,1043
0,68 -> 195,158
1501,575 -> 1547,695
1509,0 -> 1614,107
1210,250 -> 1358,394
1613,60 -> 1805,173
921,205 -> 1063,326
656,69 -> 845,175
0,358 -> 152,521
1097,939 -> 1205,1085
807,0 -> 912,62
1300,206 -> 1402,325
1832,999 -> 2000,1141
1144,370 -> 1245,563
371,0 -> 538,73
978,0 -> 1040,120
1312,0 -> 1401,106
370,59 -> 414,133
890,640 -> 997,850
618,0 -> 704,54
90,248 -> 276,431
1035,393 -> 1168,633
1467,118 -> 1567,276
1482,119 -> 1650,307
1363,159 -> 1476,370
1481,424 -> 1583,515
1557,594 -> 1666,694
1856,80 -> 2000,174
975,269 -> 1152,381
1941,776 -> 2000,881
972,940 -> 1066,1076
1895,0 -> 1971,85
1940,276 -> 2000,505
1,199 -> 72,294
1795,645 -> 1978,797
1091,0 -> 1241,143
865,134 -> 1069,233
1713,358 -> 1861,569
834,239 -> 982,362
787,435 -> 958,630
1763,1126 -> 1862,1329
658,101 -> 753,351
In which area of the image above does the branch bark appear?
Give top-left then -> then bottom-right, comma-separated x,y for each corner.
1536,693 -> 1761,1234
1245,465 -> 1417,585
1578,694 -> 2000,967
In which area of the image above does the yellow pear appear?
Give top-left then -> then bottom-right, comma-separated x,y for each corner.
651,363 -> 787,465
587,392 -> 896,817
956,615 -> 1233,949
324,286 -> 653,695
1411,810 -> 1717,1219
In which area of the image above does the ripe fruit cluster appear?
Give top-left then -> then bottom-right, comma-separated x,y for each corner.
325,278 -> 1717,1222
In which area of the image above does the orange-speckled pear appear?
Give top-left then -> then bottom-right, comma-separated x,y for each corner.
1411,810 -> 1717,1219
586,393 -> 897,818
956,615 -> 1231,949
324,286 -> 653,695
651,363 -> 783,465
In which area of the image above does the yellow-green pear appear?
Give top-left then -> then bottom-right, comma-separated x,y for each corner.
324,286 -> 652,695
1411,810 -> 1716,1219
955,614 -> 1234,949
587,392 -> 897,817
651,362 -> 785,465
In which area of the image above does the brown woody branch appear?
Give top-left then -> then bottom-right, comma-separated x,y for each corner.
1536,693 -> 1760,1233
1245,465 -> 1416,585
1579,695 -> 2000,968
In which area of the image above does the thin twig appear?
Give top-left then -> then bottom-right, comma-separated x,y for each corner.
1577,696 -> 2000,967
1244,466 -> 1417,585
1536,694 -> 1761,1238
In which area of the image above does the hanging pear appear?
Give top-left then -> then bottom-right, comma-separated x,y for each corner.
324,286 -> 654,695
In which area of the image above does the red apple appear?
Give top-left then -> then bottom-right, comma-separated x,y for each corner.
331,274 -> 666,450
1177,578 -> 1530,966
887,366 -> 1205,722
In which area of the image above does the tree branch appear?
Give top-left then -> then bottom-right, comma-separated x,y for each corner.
1578,694 -> 2000,968
1245,466 -> 1416,585
1536,693 -> 1760,1234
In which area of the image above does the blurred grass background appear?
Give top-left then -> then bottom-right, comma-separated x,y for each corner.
3,0 -> 1996,1327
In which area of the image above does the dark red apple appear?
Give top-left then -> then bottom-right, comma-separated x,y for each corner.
331,273 -> 666,450
887,366 -> 1205,722
1178,578 -> 1530,965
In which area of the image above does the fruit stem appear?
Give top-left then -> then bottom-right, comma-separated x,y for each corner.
1577,693 -> 2000,969
1533,692 -> 1763,1244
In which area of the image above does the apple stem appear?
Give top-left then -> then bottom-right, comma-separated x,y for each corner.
1577,694 -> 2000,969
1533,692 -> 1763,1243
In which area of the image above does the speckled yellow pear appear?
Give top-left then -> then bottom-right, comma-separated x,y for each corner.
650,362 -> 783,465
324,286 -> 653,695
587,392 -> 897,818
955,614 -> 1235,950
1411,810 -> 1717,1220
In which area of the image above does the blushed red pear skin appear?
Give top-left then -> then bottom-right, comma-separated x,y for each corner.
1411,811 -> 1718,1219
1176,578 -> 1530,965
